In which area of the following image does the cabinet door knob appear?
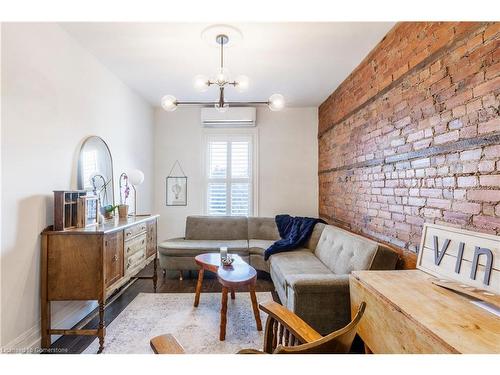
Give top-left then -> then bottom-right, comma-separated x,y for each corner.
112,255 -> 118,262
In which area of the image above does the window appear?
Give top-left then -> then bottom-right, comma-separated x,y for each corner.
205,133 -> 256,216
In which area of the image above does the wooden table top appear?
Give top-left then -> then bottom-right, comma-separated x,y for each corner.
217,264 -> 257,287
195,253 -> 244,268
351,269 -> 500,354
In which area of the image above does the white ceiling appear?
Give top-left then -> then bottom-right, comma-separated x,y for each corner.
61,22 -> 395,107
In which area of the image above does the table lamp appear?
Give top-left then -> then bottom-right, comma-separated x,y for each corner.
128,169 -> 144,216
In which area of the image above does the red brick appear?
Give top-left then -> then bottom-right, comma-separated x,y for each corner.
445,90 -> 473,109
460,149 -> 482,161
420,188 -> 442,198
443,211 -> 471,225
479,175 -> 500,187
457,176 -> 479,187
473,76 -> 500,97
467,190 -> 500,202
473,215 -> 500,230
427,198 -> 451,209
478,118 -> 500,135
452,201 -> 481,214
479,160 -> 496,173
423,208 -> 442,218
434,131 -> 459,144
484,145 -> 500,159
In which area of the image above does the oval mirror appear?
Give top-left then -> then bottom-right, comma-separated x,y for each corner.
77,136 -> 115,209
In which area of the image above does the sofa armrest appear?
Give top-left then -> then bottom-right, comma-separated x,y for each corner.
286,274 -> 349,294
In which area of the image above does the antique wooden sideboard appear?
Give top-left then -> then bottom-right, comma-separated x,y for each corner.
40,214 -> 159,353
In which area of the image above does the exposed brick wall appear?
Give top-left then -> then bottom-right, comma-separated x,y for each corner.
318,22 -> 500,267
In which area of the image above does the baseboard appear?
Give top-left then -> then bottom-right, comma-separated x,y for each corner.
3,300 -> 97,353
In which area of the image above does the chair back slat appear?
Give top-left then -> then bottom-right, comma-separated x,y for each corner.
274,302 -> 366,354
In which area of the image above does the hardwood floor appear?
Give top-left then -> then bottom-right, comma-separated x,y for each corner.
49,260 -> 276,354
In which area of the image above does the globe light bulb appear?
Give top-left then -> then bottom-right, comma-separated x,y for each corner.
161,95 -> 178,112
268,94 -> 285,111
235,75 -> 249,92
193,75 -> 209,92
215,103 -> 229,113
128,169 -> 144,186
214,67 -> 231,85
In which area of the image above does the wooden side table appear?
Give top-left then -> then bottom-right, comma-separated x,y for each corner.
217,264 -> 262,341
193,253 -> 262,341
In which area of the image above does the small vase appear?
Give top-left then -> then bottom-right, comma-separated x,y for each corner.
104,211 -> 114,220
118,204 -> 129,219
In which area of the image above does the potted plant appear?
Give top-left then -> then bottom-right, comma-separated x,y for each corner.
118,173 -> 130,218
102,204 -> 118,220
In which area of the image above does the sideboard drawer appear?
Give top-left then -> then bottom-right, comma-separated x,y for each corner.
125,248 -> 146,275
124,222 -> 147,240
125,233 -> 147,257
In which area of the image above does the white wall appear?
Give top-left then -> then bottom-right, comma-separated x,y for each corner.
1,23 -> 154,348
154,106 -> 318,241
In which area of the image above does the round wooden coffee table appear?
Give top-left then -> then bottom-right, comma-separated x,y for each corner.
193,253 -> 262,341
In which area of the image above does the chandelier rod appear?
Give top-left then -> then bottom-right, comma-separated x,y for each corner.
220,36 -> 224,70
175,101 -> 269,106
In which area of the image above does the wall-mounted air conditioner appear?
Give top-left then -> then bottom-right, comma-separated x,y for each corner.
201,107 -> 256,128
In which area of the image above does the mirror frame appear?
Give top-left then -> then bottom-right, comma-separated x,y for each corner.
77,135 -> 115,207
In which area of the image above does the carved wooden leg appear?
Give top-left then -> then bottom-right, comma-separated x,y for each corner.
41,300 -> 51,350
194,268 -> 204,307
97,302 -> 105,354
220,287 -> 228,341
231,289 -> 235,300
153,257 -> 158,293
249,285 -> 262,331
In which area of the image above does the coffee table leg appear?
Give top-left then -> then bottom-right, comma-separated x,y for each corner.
249,285 -> 262,331
194,268 -> 204,307
231,289 -> 235,300
220,287 -> 228,341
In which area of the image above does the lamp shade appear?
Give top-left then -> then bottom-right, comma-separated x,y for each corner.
128,169 -> 144,186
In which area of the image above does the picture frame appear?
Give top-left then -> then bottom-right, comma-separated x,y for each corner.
166,176 -> 187,206
77,195 -> 99,228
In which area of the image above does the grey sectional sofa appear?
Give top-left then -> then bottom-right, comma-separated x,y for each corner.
158,215 -> 398,334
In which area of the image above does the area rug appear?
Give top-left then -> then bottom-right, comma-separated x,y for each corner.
83,292 -> 273,354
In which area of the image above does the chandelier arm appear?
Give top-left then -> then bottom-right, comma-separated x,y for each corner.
175,101 -> 219,105
222,101 -> 270,106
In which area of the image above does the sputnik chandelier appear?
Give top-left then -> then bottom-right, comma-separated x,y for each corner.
161,30 -> 285,113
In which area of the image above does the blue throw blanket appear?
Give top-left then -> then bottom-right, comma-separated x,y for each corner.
264,214 -> 326,260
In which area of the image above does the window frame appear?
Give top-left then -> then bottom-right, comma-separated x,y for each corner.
202,128 -> 259,217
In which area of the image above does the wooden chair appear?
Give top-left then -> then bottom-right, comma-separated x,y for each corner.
150,301 -> 366,354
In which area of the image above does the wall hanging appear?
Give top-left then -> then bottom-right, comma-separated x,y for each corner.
166,160 -> 187,206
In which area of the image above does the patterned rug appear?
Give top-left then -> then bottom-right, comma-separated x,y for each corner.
83,292 -> 273,354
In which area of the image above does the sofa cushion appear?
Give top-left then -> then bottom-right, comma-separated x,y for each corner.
247,217 -> 280,240
270,250 -> 332,286
248,239 -> 275,255
158,238 -> 249,256
314,225 -> 378,274
185,216 -> 248,240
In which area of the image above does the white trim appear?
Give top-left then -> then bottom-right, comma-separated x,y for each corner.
202,128 -> 259,216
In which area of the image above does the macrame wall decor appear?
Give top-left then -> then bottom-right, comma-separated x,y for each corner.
166,160 -> 187,206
